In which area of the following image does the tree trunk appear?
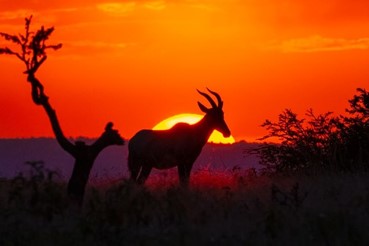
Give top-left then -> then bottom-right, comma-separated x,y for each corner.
28,74 -> 124,206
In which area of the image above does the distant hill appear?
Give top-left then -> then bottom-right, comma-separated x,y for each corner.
0,138 -> 261,181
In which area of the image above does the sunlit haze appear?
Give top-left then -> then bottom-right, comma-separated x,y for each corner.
1,0 -> 369,141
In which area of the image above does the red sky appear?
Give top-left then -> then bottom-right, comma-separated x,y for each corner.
0,0 -> 369,141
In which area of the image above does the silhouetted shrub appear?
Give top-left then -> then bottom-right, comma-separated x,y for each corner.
252,88 -> 369,173
6,161 -> 67,221
339,88 -> 369,170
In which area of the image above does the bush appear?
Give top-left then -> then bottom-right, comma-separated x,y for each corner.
5,161 -> 67,220
251,88 -> 369,173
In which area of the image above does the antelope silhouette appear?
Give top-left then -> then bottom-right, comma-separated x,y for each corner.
128,88 -> 231,186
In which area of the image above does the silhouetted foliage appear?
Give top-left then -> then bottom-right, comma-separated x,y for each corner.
339,88 -> 369,169
7,161 -> 66,221
251,88 -> 369,173
0,16 -> 62,74
346,88 -> 369,117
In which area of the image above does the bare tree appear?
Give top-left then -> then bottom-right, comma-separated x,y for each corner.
1,16 -> 124,206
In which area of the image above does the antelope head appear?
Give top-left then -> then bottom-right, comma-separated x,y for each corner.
197,88 -> 231,138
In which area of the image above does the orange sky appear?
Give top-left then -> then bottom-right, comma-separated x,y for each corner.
1,0 -> 369,142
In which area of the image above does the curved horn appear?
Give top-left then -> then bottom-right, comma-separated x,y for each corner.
206,88 -> 223,109
197,89 -> 217,108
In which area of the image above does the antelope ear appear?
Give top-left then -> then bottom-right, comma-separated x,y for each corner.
198,102 -> 210,113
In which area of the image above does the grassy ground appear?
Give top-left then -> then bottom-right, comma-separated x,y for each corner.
1,168 -> 369,246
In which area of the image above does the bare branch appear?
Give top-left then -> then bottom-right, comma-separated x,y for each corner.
45,43 -> 63,50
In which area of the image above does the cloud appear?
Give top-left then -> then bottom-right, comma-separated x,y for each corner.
51,7 -> 79,13
55,40 -> 135,58
97,1 -> 167,13
0,6 -> 79,20
96,2 -> 136,15
144,1 -> 167,10
0,9 -> 35,20
269,35 -> 369,53
63,40 -> 130,49
188,3 -> 220,12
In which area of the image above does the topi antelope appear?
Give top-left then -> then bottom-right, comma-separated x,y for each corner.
128,88 -> 231,186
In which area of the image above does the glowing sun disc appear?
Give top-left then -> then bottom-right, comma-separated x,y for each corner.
153,113 -> 235,144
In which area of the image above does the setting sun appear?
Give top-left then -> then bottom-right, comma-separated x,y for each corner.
153,113 -> 236,144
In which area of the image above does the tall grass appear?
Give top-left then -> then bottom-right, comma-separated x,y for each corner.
1,163 -> 369,245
